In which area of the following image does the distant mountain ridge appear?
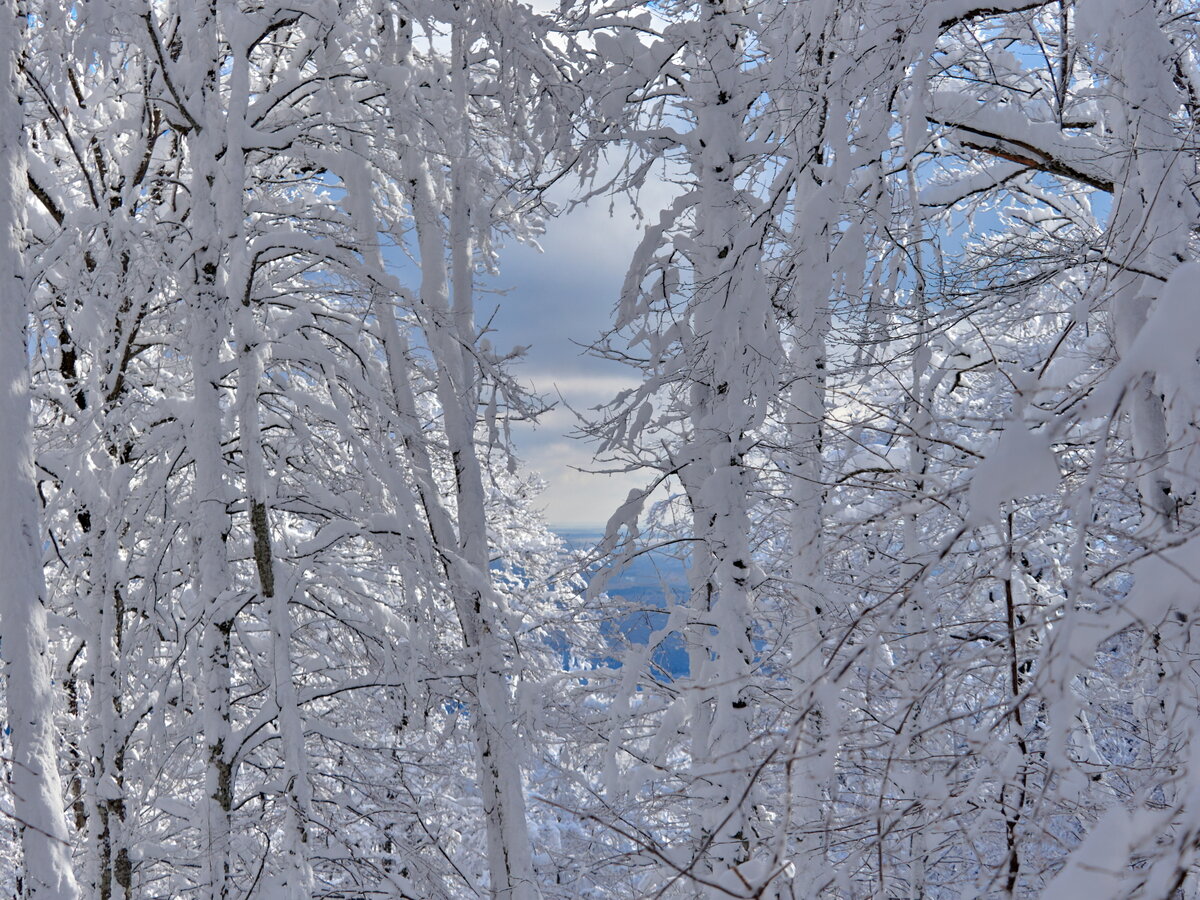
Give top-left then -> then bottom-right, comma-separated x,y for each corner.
556,528 -> 690,677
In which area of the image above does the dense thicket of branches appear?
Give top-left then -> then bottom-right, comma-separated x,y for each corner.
0,1 -> 1198,898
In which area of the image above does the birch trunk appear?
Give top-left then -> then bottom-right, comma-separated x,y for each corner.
236,284 -> 313,899
0,2 -> 80,895
83,518 -> 129,900
897,159 -> 934,900
190,228 -> 234,900
180,2 -> 235,893
680,0 -> 771,887
784,236 -> 830,889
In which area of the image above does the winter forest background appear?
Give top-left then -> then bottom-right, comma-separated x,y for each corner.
2,0 -> 1200,898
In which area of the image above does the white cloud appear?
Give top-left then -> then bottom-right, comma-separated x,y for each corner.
519,437 -> 647,528
509,371 -> 643,527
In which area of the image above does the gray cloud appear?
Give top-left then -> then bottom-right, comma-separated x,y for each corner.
484,184 -> 672,527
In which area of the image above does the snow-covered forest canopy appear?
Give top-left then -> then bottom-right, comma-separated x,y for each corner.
2,0 -> 1200,897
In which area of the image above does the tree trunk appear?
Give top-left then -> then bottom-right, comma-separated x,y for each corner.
0,1 -> 80,895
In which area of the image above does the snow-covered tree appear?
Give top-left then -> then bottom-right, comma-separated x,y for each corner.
2,1 -> 1199,898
